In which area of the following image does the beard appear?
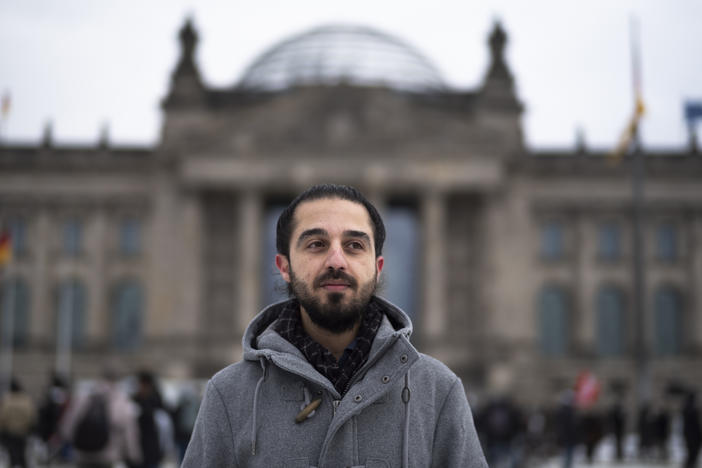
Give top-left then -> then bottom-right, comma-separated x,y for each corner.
289,267 -> 377,334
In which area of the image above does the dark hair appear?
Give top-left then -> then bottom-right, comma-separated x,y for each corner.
276,184 -> 385,259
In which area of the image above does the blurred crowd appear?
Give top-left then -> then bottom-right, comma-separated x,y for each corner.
1,369 -> 701,468
0,369 -> 201,468
475,388 -> 702,468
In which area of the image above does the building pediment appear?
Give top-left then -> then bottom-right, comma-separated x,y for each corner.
161,84 -> 521,158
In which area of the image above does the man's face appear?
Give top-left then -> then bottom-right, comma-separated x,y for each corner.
275,198 -> 384,333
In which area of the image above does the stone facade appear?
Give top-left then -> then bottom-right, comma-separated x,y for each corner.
1,20 -> 700,408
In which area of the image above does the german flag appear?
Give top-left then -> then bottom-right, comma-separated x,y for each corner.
0,230 -> 11,267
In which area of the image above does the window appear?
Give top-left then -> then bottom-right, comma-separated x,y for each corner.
654,286 -> 683,356
540,221 -> 565,260
597,223 -> 621,261
7,217 -> 28,257
380,206 -> 419,320
0,278 -> 30,347
539,285 -> 570,356
119,218 -> 141,256
111,280 -> 143,350
63,219 -> 83,257
656,223 -> 678,261
596,286 -> 625,356
56,279 -> 86,348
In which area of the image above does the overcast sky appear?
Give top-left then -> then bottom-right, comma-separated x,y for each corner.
0,0 -> 700,150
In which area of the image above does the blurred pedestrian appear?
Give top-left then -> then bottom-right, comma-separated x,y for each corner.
555,390 -> 577,468
132,370 -> 173,468
682,392 -> 701,468
37,372 -> 71,461
637,402 -> 654,460
61,367 -> 141,468
173,384 -> 200,463
580,408 -> 604,463
652,401 -> 671,461
607,398 -> 626,462
479,396 -> 523,468
0,378 -> 36,468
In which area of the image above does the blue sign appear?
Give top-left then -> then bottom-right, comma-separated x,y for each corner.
685,101 -> 702,123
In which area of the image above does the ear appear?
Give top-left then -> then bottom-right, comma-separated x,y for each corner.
375,256 -> 384,278
275,254 -> 291,283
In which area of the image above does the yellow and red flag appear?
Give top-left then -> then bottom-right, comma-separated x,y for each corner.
610,17 -> 645,163
0,230 -> 11,267
611,94 -> 645,162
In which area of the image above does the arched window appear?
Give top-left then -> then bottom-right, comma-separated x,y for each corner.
596,286 -> 625,356
654,286 -> 683,356
56,279 -> 86,348
110,280 -> 144,350
539,285 -> 570,356
0,277 -> 30,347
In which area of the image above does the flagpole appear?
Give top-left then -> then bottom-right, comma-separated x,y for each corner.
0,254 -> 15,396
629,16 -> 650,408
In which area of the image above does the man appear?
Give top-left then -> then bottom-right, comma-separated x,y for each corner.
61,366 -> 142,468
0,378 -> 37,468
183,184 -> 487,467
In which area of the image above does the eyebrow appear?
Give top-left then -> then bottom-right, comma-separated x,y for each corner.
344,230 -> 371,244
296,228 -> 371,248
296,228 -> 328,248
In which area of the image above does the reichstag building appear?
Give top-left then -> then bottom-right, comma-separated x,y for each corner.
1,20 -> 701,406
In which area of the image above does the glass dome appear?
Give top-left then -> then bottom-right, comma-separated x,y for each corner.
238,24 -> 446,93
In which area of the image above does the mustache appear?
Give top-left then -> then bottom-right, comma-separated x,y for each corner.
313,269 -> 358,289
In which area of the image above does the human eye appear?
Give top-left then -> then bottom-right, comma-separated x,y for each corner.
306,240 -> 326,250
346,240 -> 366,251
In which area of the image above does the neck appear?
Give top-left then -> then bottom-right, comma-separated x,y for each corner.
299,308 -> 360,360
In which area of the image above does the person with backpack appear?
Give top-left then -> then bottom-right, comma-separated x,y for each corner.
61,367 -> 141,468
0,378 -> 37,468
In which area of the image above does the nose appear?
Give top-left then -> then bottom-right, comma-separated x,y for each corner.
324,242 -> 348,270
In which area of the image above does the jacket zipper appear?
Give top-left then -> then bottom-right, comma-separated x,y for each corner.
330,334 -> 403,422
341,334 -> 401,398
318,334 -> 405,465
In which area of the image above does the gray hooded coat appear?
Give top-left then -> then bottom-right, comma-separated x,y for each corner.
182,297 -> 487,468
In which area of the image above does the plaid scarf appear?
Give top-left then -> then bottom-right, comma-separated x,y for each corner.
273,297 -> 383,395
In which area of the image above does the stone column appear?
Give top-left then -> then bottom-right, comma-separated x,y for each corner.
148,172 -> 178,340
421,190 -> 447,339
177,191 -> 203,336
33,208 -> 50,342
90,208 -> 107,343
573,211 -> 591,354
238,190 -> 262,334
